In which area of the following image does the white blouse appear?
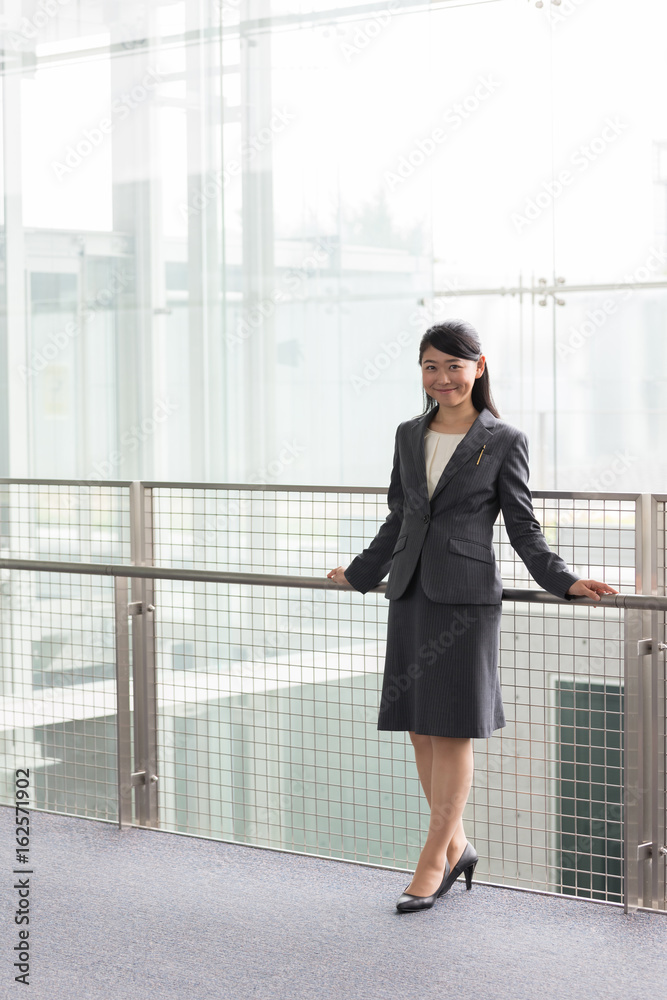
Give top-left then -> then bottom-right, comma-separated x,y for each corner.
424,428 -> 467,500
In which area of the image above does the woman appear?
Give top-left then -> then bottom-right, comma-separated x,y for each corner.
327,319 -> 618,913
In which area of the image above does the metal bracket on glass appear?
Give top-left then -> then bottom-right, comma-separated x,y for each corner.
537,275 -> 566,307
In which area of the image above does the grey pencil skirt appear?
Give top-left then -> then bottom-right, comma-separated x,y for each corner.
377,553 -> 506,739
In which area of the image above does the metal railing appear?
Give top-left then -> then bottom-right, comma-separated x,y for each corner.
0,479 -> 665,914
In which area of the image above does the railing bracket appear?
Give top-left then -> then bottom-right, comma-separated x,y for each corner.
637,842 -> 652,861
128,601 -> 156,616
130,770 -> 158,786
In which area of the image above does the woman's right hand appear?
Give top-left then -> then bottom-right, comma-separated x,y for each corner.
327,566 -> 349,585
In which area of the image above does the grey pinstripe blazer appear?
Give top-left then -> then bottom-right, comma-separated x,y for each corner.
344,405 -> 581,604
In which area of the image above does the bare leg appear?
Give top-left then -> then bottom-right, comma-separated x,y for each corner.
405,735 -> 473,897
408,731 -> 433,807
409,731 -> 468,866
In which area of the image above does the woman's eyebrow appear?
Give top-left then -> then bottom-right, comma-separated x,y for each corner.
422,358 -> 463,364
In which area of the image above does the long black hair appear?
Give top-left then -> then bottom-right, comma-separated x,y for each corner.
418,319 -> 500,418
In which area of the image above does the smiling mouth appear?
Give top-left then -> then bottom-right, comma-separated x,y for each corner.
436,388 -> 456,392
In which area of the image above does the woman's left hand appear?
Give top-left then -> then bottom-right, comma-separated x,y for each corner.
566,579 -> 619,602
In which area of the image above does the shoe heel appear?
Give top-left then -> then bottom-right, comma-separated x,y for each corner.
464,860 -> 477,890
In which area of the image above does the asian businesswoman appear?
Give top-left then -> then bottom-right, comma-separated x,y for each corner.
327,319 -> 619,913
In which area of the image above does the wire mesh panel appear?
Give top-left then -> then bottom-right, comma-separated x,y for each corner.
0,481 -> 132,822
153,574 -> 438,863
0,569 -> 121,821
149,579 -> 629,901
148,484 -> 387,579
0,480 -> 132,564
145,485 -> 633,904
474,495 -> 631,902
1,480 -> 659,907
149,485 -> 403,855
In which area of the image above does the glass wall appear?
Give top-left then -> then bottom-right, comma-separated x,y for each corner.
0,0 -> 664,491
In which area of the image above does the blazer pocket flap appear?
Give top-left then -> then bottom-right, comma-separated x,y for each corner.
448,536 -> 494,563
392,534 -> 408,555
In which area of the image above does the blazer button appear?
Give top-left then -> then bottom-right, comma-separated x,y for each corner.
423,514 -> 430,523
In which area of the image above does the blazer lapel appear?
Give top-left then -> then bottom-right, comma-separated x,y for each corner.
410,404 -> 497,505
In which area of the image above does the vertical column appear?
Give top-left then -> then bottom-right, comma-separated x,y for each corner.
640,495 -> 661,909
129,481 -> 158,826
239,0 -> 277,477
115,575 -> 133,828
626,492 -> 664,911
185,4 -> 226,481
109,6 -> 162,480
623,604 -> 643,912
654,495 -> 667,911
0,15 -> 43,777
0,15 -> 29,477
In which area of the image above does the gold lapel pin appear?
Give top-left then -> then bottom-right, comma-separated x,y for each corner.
476,444 -> 486,465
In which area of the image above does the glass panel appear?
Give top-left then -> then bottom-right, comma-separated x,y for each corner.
554,287 -> 667,492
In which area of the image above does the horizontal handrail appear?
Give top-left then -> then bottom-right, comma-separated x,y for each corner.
0,556 -> 664,609
0,477 -> 645,499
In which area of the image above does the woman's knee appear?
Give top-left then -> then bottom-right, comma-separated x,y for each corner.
408,730 -> 431,747
430,735 -> 473,754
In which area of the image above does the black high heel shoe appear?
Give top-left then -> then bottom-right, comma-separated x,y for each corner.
438,842 -> 479,896
395,859 -> 451,913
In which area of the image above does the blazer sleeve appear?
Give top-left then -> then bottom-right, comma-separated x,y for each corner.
497,430 -> 581,600
344,427 -> 404,594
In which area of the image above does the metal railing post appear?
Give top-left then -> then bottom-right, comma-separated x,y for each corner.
626,493 -> 666,912
648,606 -> 662,909
114,576 -> 133,828
129,481 -> 159,827
655,493 -> 667,911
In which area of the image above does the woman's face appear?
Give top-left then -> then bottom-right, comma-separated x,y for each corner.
420,345 -> 485,408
